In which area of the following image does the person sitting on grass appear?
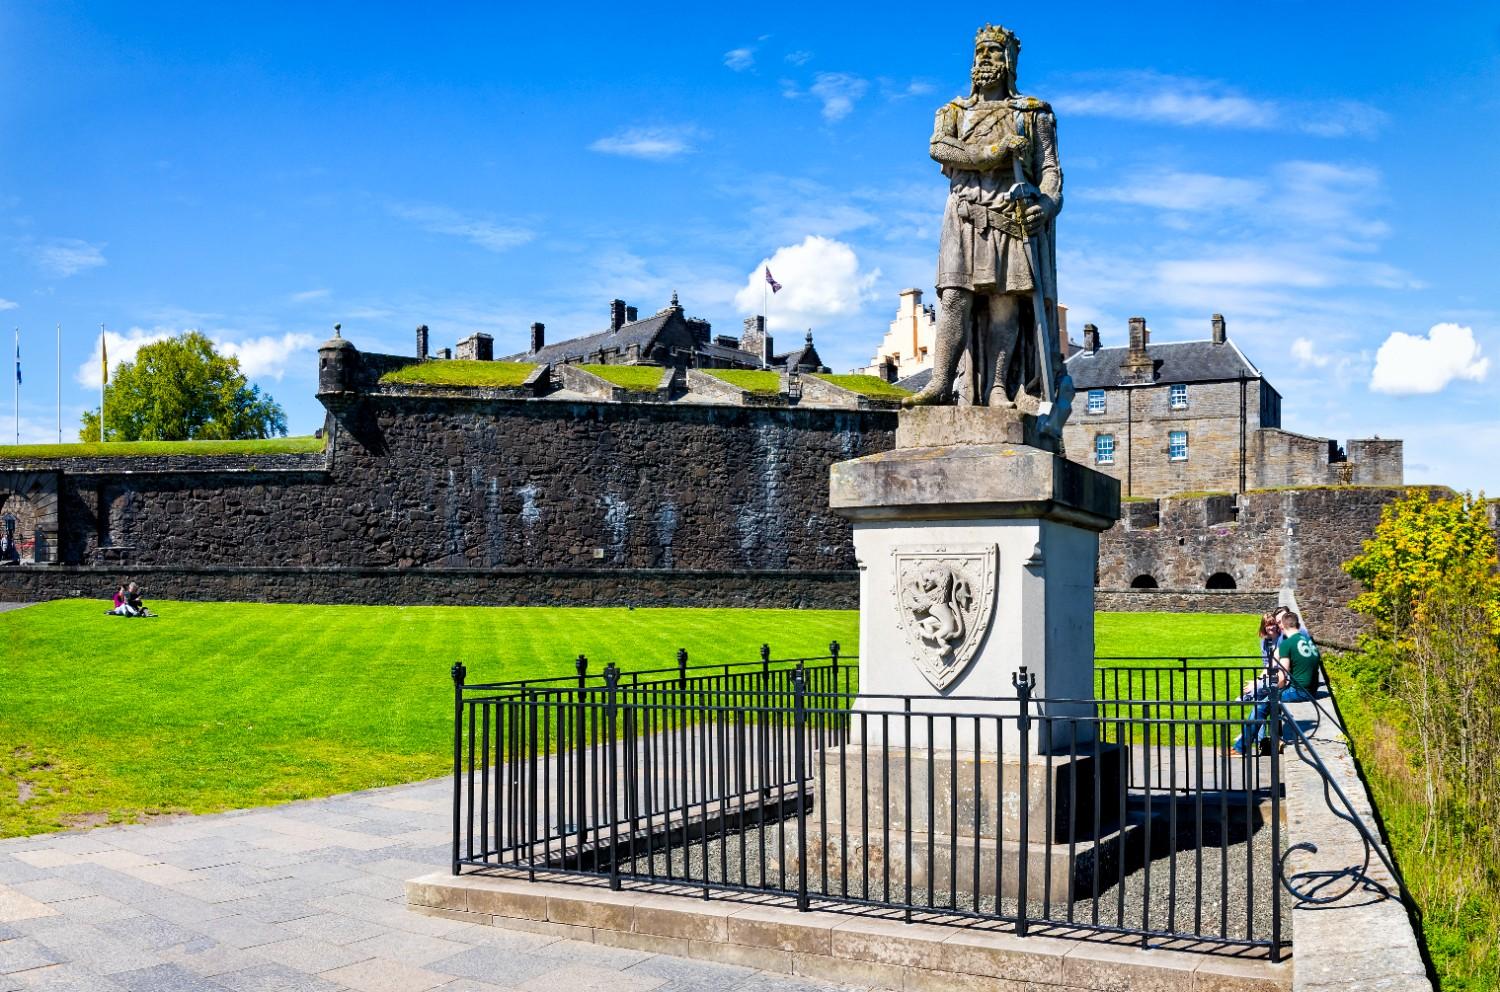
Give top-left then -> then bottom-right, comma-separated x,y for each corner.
1231,610 -> 1319,756
106,584 -> 133,616
124,582 -> 155,617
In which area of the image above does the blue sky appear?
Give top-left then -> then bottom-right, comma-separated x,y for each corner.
2,2 -> 1498,491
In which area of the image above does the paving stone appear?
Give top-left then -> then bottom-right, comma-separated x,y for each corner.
253,937 -> 370,974
516,963 -> 666,992
9,880 -> 95,905
424,947 -> 556,987
13,963 -> 129,990
531,939 -> 653,970
275,914 -> 388,946
159,943 -> 273,980
0,887 -> 59,923
341,933 -> 473,968
623,955 -> 756,991
133,894 -> 240,927
0,938 -> 63,975
215,962 -> 345,992
193,917 -> 296,951
112,962 -> 235,992
52,895 -> 145,923
318,957 -> 447,992
25,922 -> 166,975
96,916 -> 209,952
218,898 -> 322,925
427,981 -> 517,992
0,862 -> 52,886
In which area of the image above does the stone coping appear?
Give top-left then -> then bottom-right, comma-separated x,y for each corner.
406,871 -> 1290,992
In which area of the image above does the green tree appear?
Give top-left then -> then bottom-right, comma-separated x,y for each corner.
1343,488 -> 1500,645
81,332 -> 288,442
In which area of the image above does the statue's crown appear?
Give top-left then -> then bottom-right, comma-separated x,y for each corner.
974,23 -> 1019,51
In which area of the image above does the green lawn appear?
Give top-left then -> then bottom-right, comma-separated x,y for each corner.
1,604 -> 1251,838
380,360 -> 537,388
704,369 -> 782,395
809,373 -> 913,399
580,364 -> 665,392
0,436 -> 325,459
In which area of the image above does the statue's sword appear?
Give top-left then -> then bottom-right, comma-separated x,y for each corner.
1006,111 -> 1058,415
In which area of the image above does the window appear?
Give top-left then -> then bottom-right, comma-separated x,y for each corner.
1169,383 -> 1188,409
1094,434 -> 1115,465
1087,389 -> 1106,414
1206,572 -> 1237,590
1130,574 -> 1159,589
1168,431 -> 1188,461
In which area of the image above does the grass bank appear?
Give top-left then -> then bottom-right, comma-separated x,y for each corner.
380,360 -> 536,388
809,373 -> 912,399
1326,650 -> 1499,989
1,603 -> 1252,838
0,436 -> 325,459
580,364 -> 664,391
704,369 -> 781,395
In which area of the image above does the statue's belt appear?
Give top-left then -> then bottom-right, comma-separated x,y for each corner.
956,198 -> 1028,240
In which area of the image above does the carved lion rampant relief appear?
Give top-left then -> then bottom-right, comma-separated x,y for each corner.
890,544 -> 998,690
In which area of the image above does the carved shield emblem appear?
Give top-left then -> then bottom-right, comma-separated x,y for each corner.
890,544 -> 998,690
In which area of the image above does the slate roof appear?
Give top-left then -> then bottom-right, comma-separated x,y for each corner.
896,368 -> 933,392
1064,339 -> 1261,390
509,312 -> 675,365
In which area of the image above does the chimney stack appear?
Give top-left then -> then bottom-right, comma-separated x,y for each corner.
1128,316 -> 1149,354
1211,313 -> 1227,345
416,324 -> 429,360
741,315 -> 772,364
625,305 -> 638,323
1083,323 -> 1100,353
1121,317 -> 1156,383
529,322 -> 545,354
609,299 -> 626,332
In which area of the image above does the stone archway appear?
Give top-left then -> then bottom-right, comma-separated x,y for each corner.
0,472 -> 61,564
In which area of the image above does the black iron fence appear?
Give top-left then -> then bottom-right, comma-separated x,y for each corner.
449,649 -> 1309,959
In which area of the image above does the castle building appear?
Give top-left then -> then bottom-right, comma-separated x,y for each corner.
1062,314 -> 1402,498
504,294 -> 827,373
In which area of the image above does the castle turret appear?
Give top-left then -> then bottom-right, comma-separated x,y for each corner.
318,325 -> 358,396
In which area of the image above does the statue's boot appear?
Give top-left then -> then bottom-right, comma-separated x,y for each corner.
904,291 -> 967,407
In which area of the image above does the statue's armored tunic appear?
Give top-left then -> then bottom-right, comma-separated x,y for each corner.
935,95 -> 1062,301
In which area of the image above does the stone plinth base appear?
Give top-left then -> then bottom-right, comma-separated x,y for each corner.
895,405 -> 1058,453
777,743 -> 1135,903
404,871 -> 1290,990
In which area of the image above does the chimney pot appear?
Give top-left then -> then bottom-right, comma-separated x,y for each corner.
1211,313 -> 1227,345
625,305 -> 638,323
1083,323 -> 1100,353
610,299 -> 626,332
530,322 -> 545,354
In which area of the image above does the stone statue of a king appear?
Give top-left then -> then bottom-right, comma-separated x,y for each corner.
905,24 -> 1073,437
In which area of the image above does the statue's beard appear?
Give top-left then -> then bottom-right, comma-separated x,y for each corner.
971,62 -> 1009,91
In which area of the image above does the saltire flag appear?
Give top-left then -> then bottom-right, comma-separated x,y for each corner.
764,267 -> 782,293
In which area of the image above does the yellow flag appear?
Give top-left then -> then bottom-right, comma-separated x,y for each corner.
101,336 -> 108,385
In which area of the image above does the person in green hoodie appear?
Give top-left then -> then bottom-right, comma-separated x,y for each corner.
1232,610 -> 1319,756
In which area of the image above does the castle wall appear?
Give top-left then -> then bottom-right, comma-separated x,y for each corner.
0,396 -> 894,607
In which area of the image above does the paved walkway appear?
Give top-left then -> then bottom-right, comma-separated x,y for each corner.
0,603 -> 34,614
0,779 -> 862,992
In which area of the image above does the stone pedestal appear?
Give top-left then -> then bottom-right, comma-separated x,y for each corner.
812,406 -> 1124,903
829,406 -> 1120,753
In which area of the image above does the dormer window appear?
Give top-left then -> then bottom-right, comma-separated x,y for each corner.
1169,383 -> 1188,410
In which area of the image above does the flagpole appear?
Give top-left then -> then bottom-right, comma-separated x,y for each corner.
12,327 -> 18,445
56,322 -> 62,443
99,323 -> 106,444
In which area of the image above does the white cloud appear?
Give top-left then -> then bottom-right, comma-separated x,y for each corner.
785,50 -> 812,66
803,73 -> 868,122
76,327 -> 173,388
733,236 -> 879,331
290,288 -> 330,302
215,332 -> 318,381
589,126 -> 698,160
1055,72 -> 1386,138
724,47 -> 755,71
1290,337 -> 1332,368
33,238 -> 107,278
386,203 -> 533,252
1370,323 -> 1489,395
0,298 -> 16,311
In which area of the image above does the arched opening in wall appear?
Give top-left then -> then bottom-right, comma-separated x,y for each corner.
1130,574 -> 1159,589
1206,572 -> 1237,590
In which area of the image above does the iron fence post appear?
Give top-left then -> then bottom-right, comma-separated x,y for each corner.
760,643 -> 772,798
575,655 -> 588,842
450,661 -> 467,876
605,662 -> 621,891
1014,665 -> 1036,937
1268,676 -> 1284,962
793,666 -> 809,911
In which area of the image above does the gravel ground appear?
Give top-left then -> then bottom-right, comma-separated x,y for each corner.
610,806 -> 1290,951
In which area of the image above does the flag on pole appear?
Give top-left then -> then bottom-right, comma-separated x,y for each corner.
101,335 -> 108,385
764,267 -> 782,293
13,329 -> 19,385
